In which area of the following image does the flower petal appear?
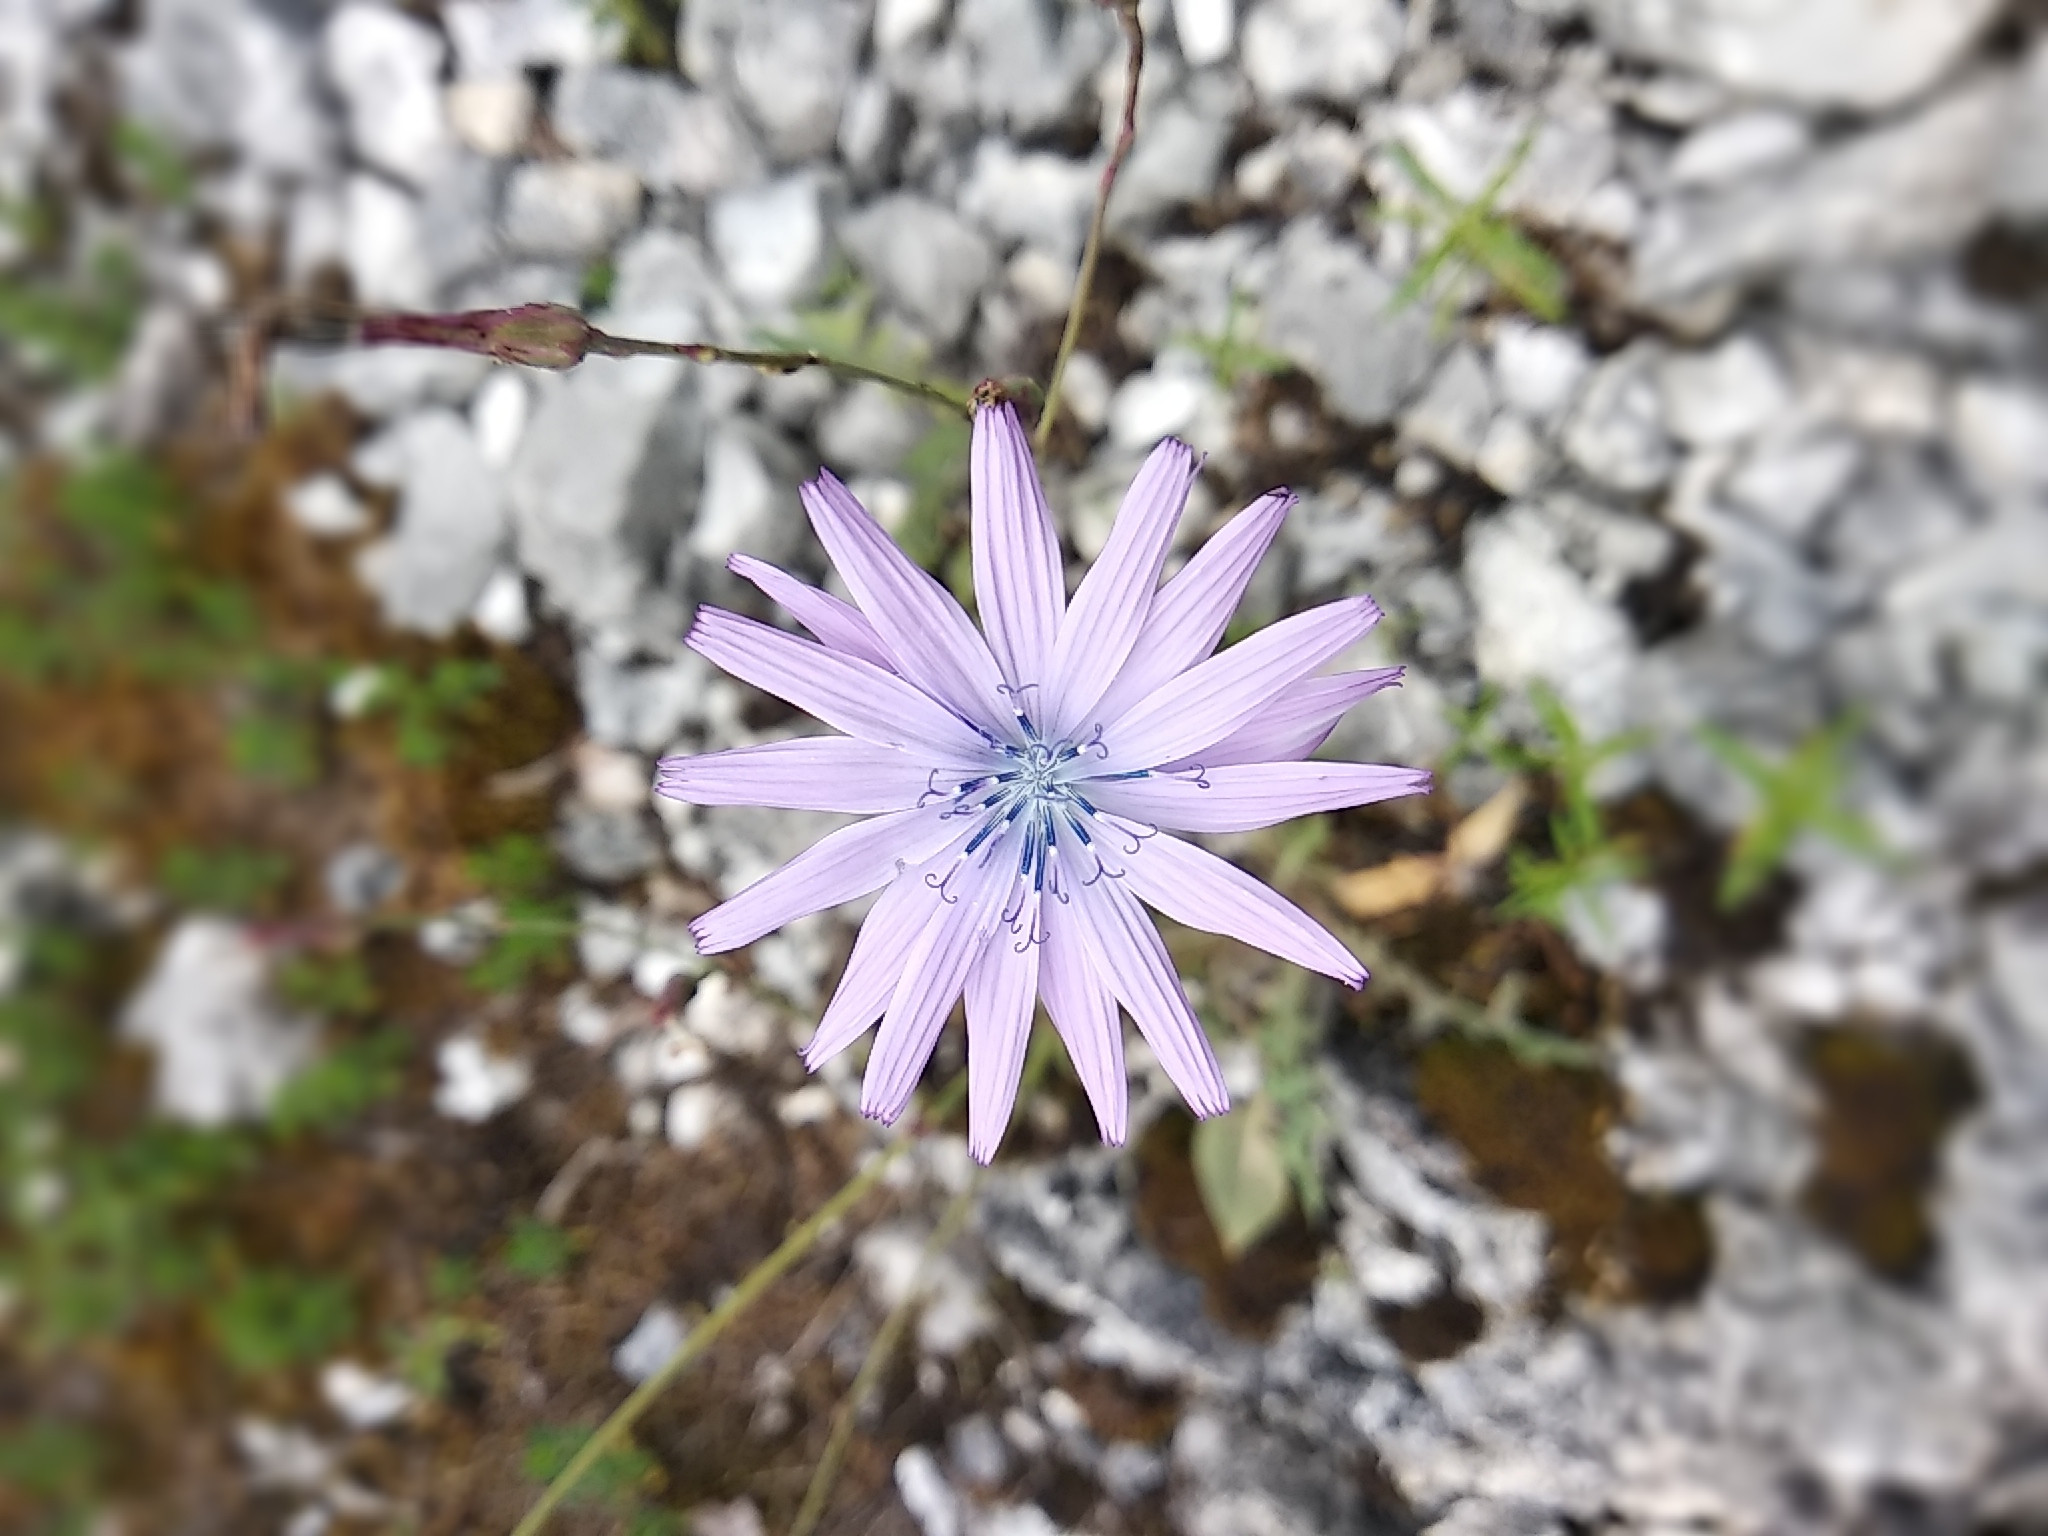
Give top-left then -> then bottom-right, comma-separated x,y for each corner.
1086,489 -> 1292,726
801,471 -> 1013,736
1085,761 -> 1434,834
971,399 -> 1065,694
1116,830 -> 1365,987
963,925 -> 1040,1163
1038,902 -> 1128,1145
727,553 -> 895,671
802,869 -> 934,1070
1177,667 -> 1405,768
860,845 -> 1012,1124
1098,596 -> 1382,772
656,737 -> 940,814
690,805 -> 956,954
688,606 -> 996,766
1057,823 -> 1227,1118
1043,439 -> 1199,738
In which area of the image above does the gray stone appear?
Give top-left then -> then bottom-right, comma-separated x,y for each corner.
509,358 -> 703,632
323,2 -> 452,188
501,160 -> 642,260
1669,110 -> 1812,190
579,648 -> 726,754
1658,335 -> 1790,449
1241,0 -> 1402,109
351,410 -> 509,637
1950,377 -> 2048,501
680,0 -> 866,162
1489,321 -> 1590,424
1584,0 -> 2003,112
840,194 -> 996,345
1562,341 -> 1675,495
324,843 -> 405,916
552,66 -> 763,195
1465,502 -> 1638,741
708,174 -> 825,311
119,0 -> 335,178
1402,346 -> 1497,472
268,341 -> 492,424
816,381 -> 930,475
947,1415 -> 1010,1489
345,171 -> 433,310
955,0 -> 1115,137
556,802 -> 658,883
119,918 -> 320,1128
1725,430 -> 1864,543
1634,76 -> 2014,303
958,139 -> 1096,262
1106,74 -> 1239,231
1173,0 -> 1236,68
894,1447 -> 962,1536
1260,218 -> 1439,427
444,0 -> 620,78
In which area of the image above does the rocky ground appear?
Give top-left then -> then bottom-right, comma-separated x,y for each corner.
3,1 -> 2048,1534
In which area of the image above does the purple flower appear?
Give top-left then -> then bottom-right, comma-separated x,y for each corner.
657,399 -> 1430,1163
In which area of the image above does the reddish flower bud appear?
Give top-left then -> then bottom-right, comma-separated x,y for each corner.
357,303 -> 592,370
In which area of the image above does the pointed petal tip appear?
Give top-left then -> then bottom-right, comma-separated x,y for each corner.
967,1137 -> 999,1166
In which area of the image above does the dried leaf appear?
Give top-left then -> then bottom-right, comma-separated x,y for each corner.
1330,853 -> 1447,920
1445,777 -> 1528,872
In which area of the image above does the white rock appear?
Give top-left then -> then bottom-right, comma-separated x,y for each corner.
1562,342 -> 1675,494
777,1084 -> 838,1127
344,173 -> 432,310
285,473 -> 371,539
1793,343 -> 1944,441
501,160 -> 642,260
959,139 -> 1096,263
433,1035 -> 532,1122
1634,77 -> 2014,303
708,175 -> 825,311
682,0 -> 866,162
1489,320 -> 1590,423
612,1303 -> 688,1383
468,568 -> 529,644
1584,0 -> 2003,112
954,0 -> 1116,138
553,67 -> 762,195
840,195 -> 996,345
323,3 -> 452,188
817,382 -> 928,475
681,972 -> 780,1058
119,919 -> 320,1128
470,369 -> 530,468
1658,335 -> 1790,449
444,77 -> 534,158
1949,377 -> 2048,499
1886,508 -> 2048,618
1107,357 -> 1220,453
1464,503 -> 1637,742
443,0 -> 621,78
895,1446 -> 962,1536
1260,217 -> 1438,426
875,0 -> 949,55
1174,0 -> 1236,67
320,1361 -> 415,1430
1474,414 -> 1548,497
1986,902 -> 2048,1048
1402,346 -> 1496,471
121,0 -> 334,178
1241,0 -> 1402,109
1107,77 -> 1239,232
1669,110 -> 1812,189
1724,431 -> 1863,542
689,421 -> 786,564
351,411 -> 508,637
1560,880 -> 1667,987
664,1082 -> 734,1150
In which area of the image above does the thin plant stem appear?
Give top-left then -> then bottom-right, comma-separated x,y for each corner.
786,1172 -> 983,1536
584,331 -> 972,416
509,1075 -> 968,1536
1035,0 -> 1144,451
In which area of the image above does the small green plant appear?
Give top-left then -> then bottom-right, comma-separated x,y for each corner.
1379,130 -> 1568,327
523,1424 -> 679,1535
391,1310 -> 501,1399
228,656 -> 332,787
111,119 -> 195,207
1178,288 -> 1291,392
579,252 -> 617,311
0,239 -> 146,382
1701,716 -> 1884,908
502,1215 -> 578,1280
1494,687 -> 1647,931
268,1028 -> 408,1136
588,0 -> 680,68
1191,973 -> 1331,1256
360,657 -> 503,768
276,951 -> 380,1019
207,1266 -> 358,1375
0,455 -> 257,686
157,844 -> 294,915
464,834 -> 575,992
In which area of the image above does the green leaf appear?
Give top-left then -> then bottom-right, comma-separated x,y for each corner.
522,1424 -> 659,1506
208,1267 -> 357,1375
268,1028 -> 408,1136
1191,1097 -> 1294,1257
157,844 -> 293,915
503,1215 -> 577,1280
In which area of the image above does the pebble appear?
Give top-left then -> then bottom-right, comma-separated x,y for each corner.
1948,377 -> 2048,499
665,1082 -> 734,1149
1658,335 -> 1792,449
894,1446 -> 962,1536
443,77 -> 533,158
319,1362 -> 414,1430
840,194 -> 996,345
1562,341 -> 1675,494
612,1303 -> 688,1383
322,3 -> 451,188
1241,0 -> 1402,108
284,472 -> 371,539
501,160 -> 642,260
1490,320 -> 1591,424
432,1036 -> 532,1123
708,174 -> 825,310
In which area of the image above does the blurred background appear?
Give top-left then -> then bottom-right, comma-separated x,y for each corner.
3,1 -> 2047,1533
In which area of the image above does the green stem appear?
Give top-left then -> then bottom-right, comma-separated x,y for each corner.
584,331 -> 972,417
786,1172 -> 983,1536
1035,0 -> 1144,452
509,1075 -> 967,1536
